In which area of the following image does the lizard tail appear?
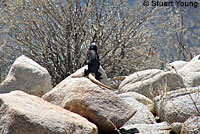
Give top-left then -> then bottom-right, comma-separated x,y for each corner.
88,73 -> 115,90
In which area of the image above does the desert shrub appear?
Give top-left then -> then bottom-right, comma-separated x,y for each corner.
0,0 -> 190,85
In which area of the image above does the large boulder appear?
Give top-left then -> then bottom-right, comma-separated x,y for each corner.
180,72 -> 200,87
178,59 -> 200,74
181,115 -> 200,134
117,92 -> 154,110
166,60 -> 188,71
190,54 -> 200,62
178,59 -> 200,87
0,55 -> 52,96
42,76 -> 136,133
118,69 -> 184,99
171,122 -> 183,134
118,92 -> 156,125
0,91 -> 98,134
121,122 -> 172,134
154,87 -> 200,124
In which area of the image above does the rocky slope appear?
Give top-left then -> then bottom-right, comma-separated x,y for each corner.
0,55 -> 200,134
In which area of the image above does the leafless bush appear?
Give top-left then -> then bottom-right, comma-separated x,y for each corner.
1,0 -> 190,85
